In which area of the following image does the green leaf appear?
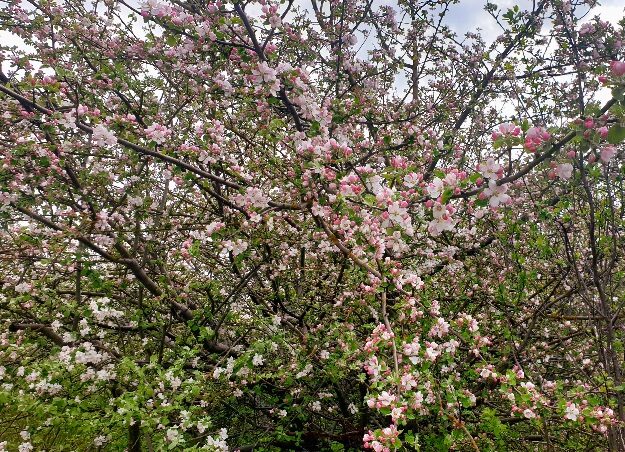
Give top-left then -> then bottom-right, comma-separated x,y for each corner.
332,113 -> 346,124
166,34 -> 177,46
608,124 -> 625,144
189,240 -> 200,257
269,118 -> 285,130
612,87 -> 625,102
469,173 -> 481,183
308,121 -> 321,137
441,188 -> 453,204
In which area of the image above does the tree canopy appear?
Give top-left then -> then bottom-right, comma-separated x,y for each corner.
1,0 -> 625,450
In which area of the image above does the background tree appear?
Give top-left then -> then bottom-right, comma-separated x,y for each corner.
1,0 -> 625,450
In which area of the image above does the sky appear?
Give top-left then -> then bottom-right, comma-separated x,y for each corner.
1,0 -> 624,88
444,0 -> 624,41
2,0 -> 624,46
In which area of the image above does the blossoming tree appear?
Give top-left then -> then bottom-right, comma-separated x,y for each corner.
1,0 -> 625,450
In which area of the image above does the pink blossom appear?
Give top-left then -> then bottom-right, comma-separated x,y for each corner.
555,163 -> 573,180
403,172 -> 421,188
145,123 -> 171,144
525,126 -> 551,152
492,122 -> 520,139
523,408 -> 536,419
432,202 -> 446,219
15,282 -> 32,293
479,158 -> 502,180
526,126 -> 550,142
600,145 -> 617,163
579,23 -> 595,35
565,402 -> 580,421
252,63 -> 276,84
403,340 -> 420,356
610,60 -> 625,77
376,391 -> 396,407
91,124 -> 117,147
428,217 -> 456,236
499,122 -> 520,136
429,317 -> 450,338
426,177 -> 444,198
251,62 -> 281,95
483,180 -> 510,207
424,342 -> 440,361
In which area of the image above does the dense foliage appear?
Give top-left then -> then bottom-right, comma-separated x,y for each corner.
2,0 -> 625,450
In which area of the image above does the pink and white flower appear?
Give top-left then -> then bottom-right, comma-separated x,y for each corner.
555,163 -> 573,180
479,158 -> 502,180
565,402 -> 580,421
91,124 -> 117,147
483,180 -> 510,207
600,145 -> 617,163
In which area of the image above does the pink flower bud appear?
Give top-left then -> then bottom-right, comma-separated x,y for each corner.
610,60 -> 625,77
597,126 -> 608,138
